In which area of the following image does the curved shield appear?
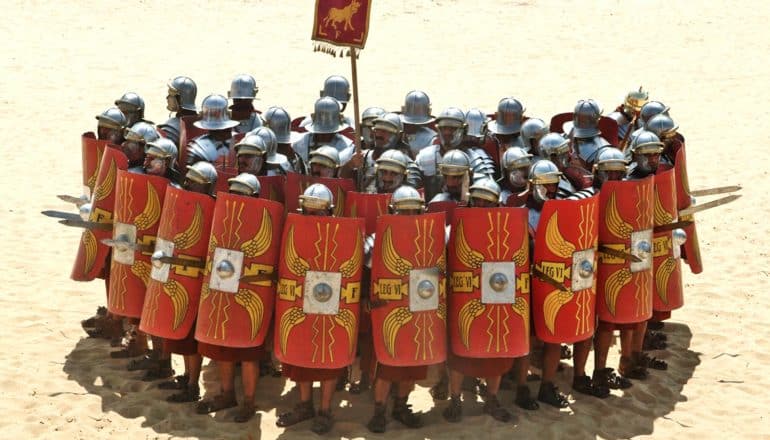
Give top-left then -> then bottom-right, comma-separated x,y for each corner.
214,165 -> 238,194
284,172 -> 355,217
81,132 -> 113,198
107,171 -> 170,318
596,177 -> 655,324
370,212 -> 447,367
195,194 -> 284,348
257,175 -> 286,204
343,191 -> 391,235
139,186 -> 215,339
531,197 -> 599,344
426,200 -> 458,225
674,145 -> 702,274
178,115 -> 204,167
652,167 -> 683,313
273,214 -> 364,369
447,207 -> 530,358
71,148 -> 128,281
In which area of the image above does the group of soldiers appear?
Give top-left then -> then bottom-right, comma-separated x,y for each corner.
50,74 -> 726,434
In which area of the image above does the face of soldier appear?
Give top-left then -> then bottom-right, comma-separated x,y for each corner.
143,155 -> 168,176
183,178 -> 211,195
361,125 -> 374,146
302,207 -> 331,217
310,163 -> 336,178
373,128 -> 396,150
549,152 -> 570,170
166,92 -> 180,112
507,168 -> 528,189
444,174 -> 464,196
118,106 -> 140,127
237,154 -> 263,175
471,197 -> 498,208
635,152 -> 660,174
395,207 -> 421,216
98,125 -> 123,144
438,125 -> 462,148
376,169 -> 403,193
121,140 -> 145,164
532,183 -> 558,203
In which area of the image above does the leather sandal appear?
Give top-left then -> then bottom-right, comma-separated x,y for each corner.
276,400 -> 315,427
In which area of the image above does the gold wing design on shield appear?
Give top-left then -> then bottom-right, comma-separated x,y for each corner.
334,308 -> 357,356
436,253 -> 446,275
340,232 -> 362,278
134,182 -> 162,230
605,268 -> 632,316
200,281 -> 211,302
285,225 -> 310,277
654,192 -> 674,225
130,260 -> 151,287
382,226 -> 413,276
545,212 -> 576,259
606,192 -> 633,240
174,203 -> 203,250
543,289 -> 573,335
235,288 -> 264,341
278,306 -> 306,355
93,159 -> 117,202
333,187 -> 346,217
455,219 -> 484,269
163,279 -> 189,331
81,230 -> 98,274
242,208 -> 272,258
459,299 -> 485,350
437,301 -> 446,321
655,257 -> 676,304
512,236 -> 528,266
383,306 -> 412,358
512,297 -> 530,337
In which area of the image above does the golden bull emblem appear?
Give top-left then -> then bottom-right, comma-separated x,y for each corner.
321,0 -> 361,38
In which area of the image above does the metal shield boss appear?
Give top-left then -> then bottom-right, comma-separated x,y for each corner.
674,145 -> 703,274
532,197 -> 599,344
195,194 -> 284,348
273,214 -> 364,369
107,171 -> 170,318
370,212 -> 447,367
71,147 -> 128,282
596,178 -> 655,324
139,186 -> 215,339
447,207 -> 530,359
652,167 -> 683,314
343,191 -> 391,235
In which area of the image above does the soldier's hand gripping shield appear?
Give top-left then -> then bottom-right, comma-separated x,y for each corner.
447,207 -> 531,359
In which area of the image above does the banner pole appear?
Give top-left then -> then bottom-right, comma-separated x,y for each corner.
350,48 -> 362,155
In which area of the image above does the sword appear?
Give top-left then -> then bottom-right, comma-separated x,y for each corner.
653,220 -> 694,233
42,210 -> 79,220
678,194 -> 741,217
239,273 -> 278,283
531,267 -> 569,292
99,238 -> 154,253
152,255 -> 206,268
689,185 -> 741,197
57,194 -> 89,207
598,245 -> 642,263
58,219 -> 112,231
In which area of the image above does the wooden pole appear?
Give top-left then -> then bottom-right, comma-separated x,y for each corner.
350,48 -> 362,155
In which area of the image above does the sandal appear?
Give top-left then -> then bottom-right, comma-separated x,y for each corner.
430,377 -> 449,401
366,402 -> 387,433
560,344 -> 573,360
167,384 -> 200,403
647,320 -> 664,331
276,400 -> 315,427
483,394 -> 513,423
349,376 -> 370,395
515,385 -> 540,410
640,352 -> 668,370
81,306 -> 108,330
234,402 -> 257,423
538,382 -> 569,408
110,340 -> 146,359
643,331 -> 668,350
442,394 -> 462,423
311,410 -> 334,435
392,396 -> 422,428
593,367 -> 632,390
127,352 -> 159,371
573,375 -> 609,399
195,392 -> 237,414
156,373 -> 187,388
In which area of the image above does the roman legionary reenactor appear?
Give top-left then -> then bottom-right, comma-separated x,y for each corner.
194,173 -> 283,423
157,76 -> 198,148
367,187 -> 446,432
228,74 -> 264,135
139,162 -> 217,403
284,146 -> 355,216
274,184 -> 364,435
184,94 -> 239,168
443,178 -> 529,423
399,90 -> 437,157
481,97 -> 526,166
499,147 -> 534,207
607,87 -> 649,147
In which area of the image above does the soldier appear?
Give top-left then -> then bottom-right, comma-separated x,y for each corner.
538,132 -> 593,199
264,106 -> 306,174
436,107 -> 495,180
115,92 -> 150,127
607,87 -> 648,147
233,133 -> 267,177
143,138 -> 181,185
360,106 -> 387,150
228,74 -> 263,134
251,126 -> 292,176
95,107 -> 127,145
399,90 -> 437,156
292,97 -> 353,165
428,149 -> 472,205
157,76 -> 198,147
463,108 -> 488,149
520,118 -> 549,158
567,99 -> 612,169
646,114 -> 682,167
121,122 -> 160,173
626,100 -> 671,149
346,112 -> 416,184
484,98 -> 526,166
499,147 -> 533,207
186,94 -> 239,167
308,145 -> 341,178
321,75 -> 352,122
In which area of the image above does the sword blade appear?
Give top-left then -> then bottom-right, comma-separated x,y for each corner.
678,194 -> 741,217
57,194 -> 89,207
689,185 -> 742,197
653,220 -> 694,233
99,239 -> 154,253
531,267 -> 569,292
42,210 -> 80,220
598,245 -> 642,263
156,256 -> 206,268
59,219 -> 112,231
239,273 -> 277,283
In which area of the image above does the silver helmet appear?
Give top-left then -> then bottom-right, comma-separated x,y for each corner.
389,185 -> 425,212
400,90 -> 435,125
623,86 -> 649,114
228,74 -> 258,100
228,173 -> 261,196
124,121 -> 160,144
185,161 -> 218,195
299,183 -> 335,212
436,107 -> 467,149
115,92 -> 145,126
320,75 -> 351,105
373,112 -> 404,149
309,145 -> 341,170
639,101 -> 670,126
488,97 -> 525,135
502,147 -> 534,171
376,149 -> 409,174
465,108 -> 488,140
572,99 -> 603,138
469,178 -> 501,203
194,94 -> 239,130
95,107 -> 127,129
529,160 -> 562,185
251,127 -> 279,164
439,149 -> 471,176
362,107 -> 386,126
234,133 -> 268,157
263,106 -> 292,143
629,130 -> 664,155
593,147 -> 628,172
645,114 -> 679,141
538,133 -> 570,158
307,97 -> 348,134
521,118 -> 548,152
146,138 -> 178,163
167,76 -> 197,112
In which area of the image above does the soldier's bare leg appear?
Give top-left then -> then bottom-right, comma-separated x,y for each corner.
167,354 -> 201,402
372,377 -> 392,404
573,338 -> 609,398
392,381 -> 422,428
594,328 -> 613,370
513,355 -> 538,409
196,360 -> 238,414
276,381 -> 315,427
311,379 -> 337,434
429,363 -> 449,400
538,343 -> 568,408
368,377 -> 392,433
319,378 -> 336,412
234,360 -> 259,423
448,369 -> 464,398
482,375 -> 512,422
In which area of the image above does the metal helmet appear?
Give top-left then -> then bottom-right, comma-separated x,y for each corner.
376,149 -> 409,174
145,138 -> 178,163
623,86 -> 649,114
234,133 -> 268,157
228,173 -> 261,196
389,185 -> 425,212
521,118 -> 548,151
124,121 -> 160,144
528,159 -> 562,185
228,74 -> 258,100
185,161 -> 218,195
629,130 -> 664,155
465,108 -> 488,140
263,106 -> 292,143
251,127 -> 279,162
320,75 -> 351,105
307,97 -> 347,134
373,112 -> 404,134
115,92 -> 145,126
400,90 -> 434,125
639,101 -> 670,126
309,145 -> 341,169
439,149 -> 471,176
572,99 -> 603,138
299,183 -> 335,211
361,107 -> 386,126
538,133 -> 570,157
488,97 -> 525,135
436,107 -> 467,148
469,178 -> 501,203
95,107 -> 127,129
646,114 -> 679,140
194,94 -> 239,130
593,147 -> 628,172
167,76 -> 197,112
502,147 -> 534,171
